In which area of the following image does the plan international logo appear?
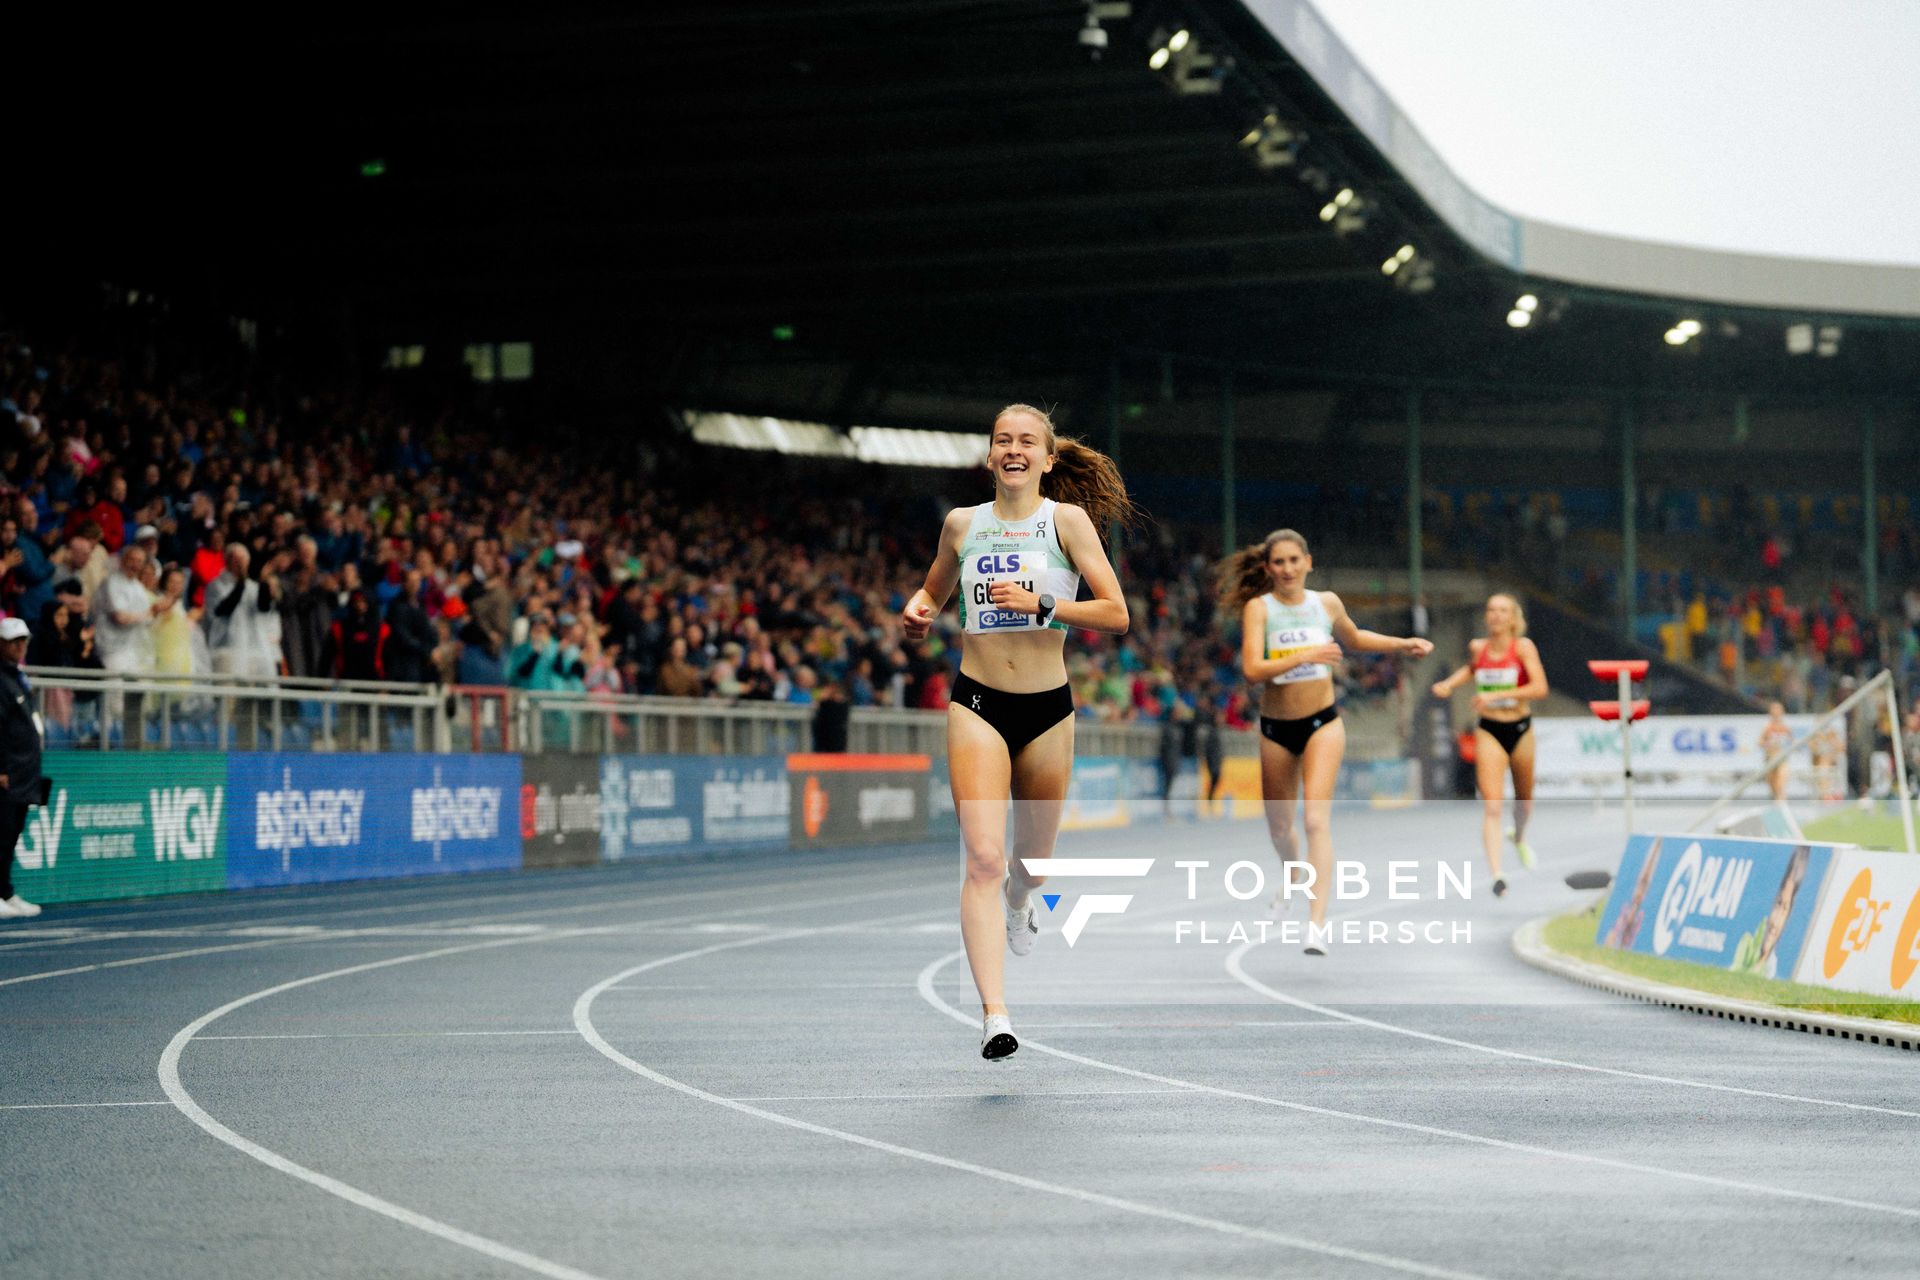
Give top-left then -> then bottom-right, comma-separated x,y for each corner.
1019,857 -> 1154,946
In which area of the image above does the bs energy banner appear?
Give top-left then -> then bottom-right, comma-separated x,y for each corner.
11,752 -> 229,904
519,754 -> 602,869
1792,848 -> 1920,1000
598,754 -> 788,860
788,754 -> 930,849
1595,833 -> 1833,979
227,753 -> 521,887
1533,714 -> 1816,800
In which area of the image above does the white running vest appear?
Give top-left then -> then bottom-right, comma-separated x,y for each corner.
1262,591 -> 1334,684
956,499 -> 1079,635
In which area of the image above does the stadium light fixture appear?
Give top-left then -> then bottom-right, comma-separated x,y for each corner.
1816,324 -> 1842,357
1675,319 -> 1702,338
1785,322 -> 1814,355
1395,244 -> 1415,263
1663,328 -> 1688,346
1169,29 -> 1190,52
1506,308 -> 1532,329
1241,111 -> 1300,169
1318,202 -> 1338,222
1381,256 -> 1400,276
1149,44 -> 1171,69
1515,293 -> 1538,313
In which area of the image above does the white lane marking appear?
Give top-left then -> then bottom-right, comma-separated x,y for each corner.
1224,939 -> 1920,1121
155,879 -> 947,1280
574,929 -> 1490,1280
727,1088 -> 1195,1102
2,871 -> 937,989
160,929 -> 617,1280
0,938 -> 333,989
0,1100 -> 172,1111
917,949 -> 1920,1221
197,1030 -> 579,1041
1016,1020 -> 1370,1030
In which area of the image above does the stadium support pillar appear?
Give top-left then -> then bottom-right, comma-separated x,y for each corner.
1406,388 -> 1423,610
1221,371 -> 1237,555
1105,355 -> 1124,553
1619,400 -> 1637,642
1863,404 -> 1879,617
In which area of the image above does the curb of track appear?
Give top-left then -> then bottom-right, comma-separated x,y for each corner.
1512,916 -> 1920,1054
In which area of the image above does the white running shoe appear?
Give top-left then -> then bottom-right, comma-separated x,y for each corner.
981,1014 -> 1018,1060
1005,886 -> 1037,957
0,895 -> 41,919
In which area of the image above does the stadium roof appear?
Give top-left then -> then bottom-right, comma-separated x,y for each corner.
25,3 -> 1920,412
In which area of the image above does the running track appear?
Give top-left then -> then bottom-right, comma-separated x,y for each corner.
2,802 -> 1914,1279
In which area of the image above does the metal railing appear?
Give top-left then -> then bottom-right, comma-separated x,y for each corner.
20,665 -> 1277,764
509,689 -> 1263,761
25,666 -> 442,753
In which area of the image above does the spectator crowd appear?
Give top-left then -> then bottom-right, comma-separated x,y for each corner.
1,310 -> 1418,734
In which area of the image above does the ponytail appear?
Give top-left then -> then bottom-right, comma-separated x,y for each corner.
994,404 -> 1138,540
1043,436 -> 1138,538
1215,528 -> 1309,612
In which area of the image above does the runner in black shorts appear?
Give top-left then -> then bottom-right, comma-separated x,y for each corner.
901,404 -> 1134,1059
1216,530 -> 1431,952
1430,593 -> 1549,897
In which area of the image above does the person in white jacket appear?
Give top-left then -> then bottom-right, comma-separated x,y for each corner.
201,545 -> 283,746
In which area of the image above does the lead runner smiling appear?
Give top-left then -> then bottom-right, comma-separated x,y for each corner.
900,404 -> 1134,1060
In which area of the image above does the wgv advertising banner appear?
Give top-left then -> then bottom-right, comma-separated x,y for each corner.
1533,714 -> 1817,800
1596,833 -> 1834,979
226,753 -> 522,887
599,754 -> 789,860
1791,848 -> 1920,1000
11,752 -> 229,905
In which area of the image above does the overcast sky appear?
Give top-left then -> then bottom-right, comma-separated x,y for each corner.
1308,0 -> 1920,268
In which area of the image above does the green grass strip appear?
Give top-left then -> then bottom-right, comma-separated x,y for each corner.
1542,902 -> 1920,1028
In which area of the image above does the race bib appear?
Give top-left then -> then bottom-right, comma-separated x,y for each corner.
1268,625 -> 1331,683
1475,665 -> 1519,708
967,551 -> 1040,632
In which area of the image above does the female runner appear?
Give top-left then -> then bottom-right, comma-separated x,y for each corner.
901,405 -> 1133,1059
1217,530 -> 1432,953
1429,593 -> 1549,896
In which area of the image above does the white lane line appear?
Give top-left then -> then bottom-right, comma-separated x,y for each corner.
2,870 -> 938,990
0,1100 -> 172,1111
197,1030 -> 579,1041
727,1088 -> 1195,1102
574,928 -> 1490,1280
1224,939 -> 1920,1121
156,879 -> 949,1280
161,928 -> 620,1280
1015,1020 -> 1370,1030
917,949 -> 1920,1221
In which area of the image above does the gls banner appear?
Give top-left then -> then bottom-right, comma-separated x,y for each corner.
227,754 -> 521,887
10,752 -> 229,904
1595,833 -> 1833,978
1533,714 -> 1817,800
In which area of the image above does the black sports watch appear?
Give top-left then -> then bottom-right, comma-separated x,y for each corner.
1036,592 -> 1057,626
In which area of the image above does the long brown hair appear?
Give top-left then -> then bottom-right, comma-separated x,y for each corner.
1215,528 -> 1310,611
996,404 -> 1138,538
